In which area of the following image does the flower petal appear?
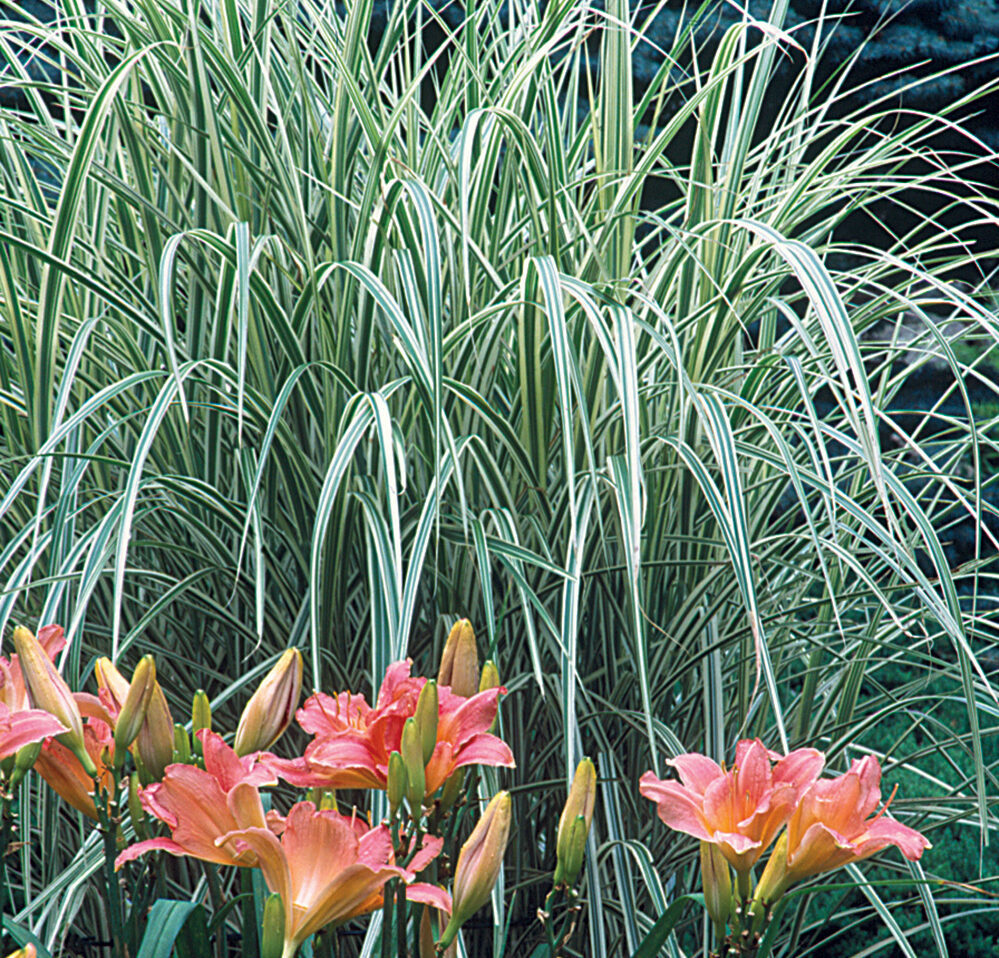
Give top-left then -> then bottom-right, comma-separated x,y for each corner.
667,753 -> 723,794
639,771 -> 712,841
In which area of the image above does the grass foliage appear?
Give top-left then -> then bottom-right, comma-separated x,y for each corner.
1,0 -> 999,953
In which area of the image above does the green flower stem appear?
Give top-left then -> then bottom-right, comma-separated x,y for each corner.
96,777 -> 127,958
1,789 -> 14,949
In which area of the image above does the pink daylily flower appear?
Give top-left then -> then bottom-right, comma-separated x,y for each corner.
115,730 -> 278,869
782,755 -> 930,883
640,739 -> 824,873
0,701 -> 66,761
220,799 -> 444,958
270,660 -> 514,795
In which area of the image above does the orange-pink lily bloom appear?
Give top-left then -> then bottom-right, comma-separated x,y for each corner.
270,660 -> 514,795
220,799 -> 445,958
640,739 -> 824,873
115,730 -> 278,869
0,701 -> 66,761
33,717 -> 117,819
780,754 -> 930,884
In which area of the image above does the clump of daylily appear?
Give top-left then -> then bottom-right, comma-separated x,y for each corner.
4,620 -> 517,958
641,740 -> 930,957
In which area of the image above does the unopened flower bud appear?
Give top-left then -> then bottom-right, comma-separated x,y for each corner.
94,657 -> 129,712
191,689 -> 211,757
415,680 -> 438,766
233,649 -> 302,756
701,840 -> 734,934
6,944 -> 37,958
439,768 -> 465,812
401,717 -> 425,811
12,626 -> 94,776
318,789 -> 336,811
173,723 -> 191,764
479,660 -> 500,693
8,739 -> 44,789
388,750 -> 407,815
135,679 -> 173,783
114,655 -> 156,753
127,774 -> 149,839
554,757 -> 596,886
438,619 -> 479,698
260,891 -> 285,958
439,791 -> 511,948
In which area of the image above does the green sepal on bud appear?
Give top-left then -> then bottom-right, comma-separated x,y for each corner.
387,750 -> 407,816
172,724 -> 191,764
191,690 -> 211,757
401,717 -> 425,812
114,655 -> 156,755
439,767 -> 465,812
415,680 -> 438,766
260,892 -> 286,958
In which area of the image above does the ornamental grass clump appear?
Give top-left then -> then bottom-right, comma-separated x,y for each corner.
1,0 -> 998,952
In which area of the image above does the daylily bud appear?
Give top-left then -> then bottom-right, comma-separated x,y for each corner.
114,656 -> 156,753
191,689 -> 211,757
439,767 -> 465,812
95,657 -> 129,711
479,660 -> 501,733
388,750 -> 407,815
554,815 -> 587,888
128,774 -> 149,840
318,789 -> 336,811
260,892 -> 285,958
554,757 -> 596,886
173,723 -> 191,764
135,679 -> 173,782
701,840 -> 734,934
415,680 -> 438,766
6,944 -> 36,958
439,791 -> 511,948
401,717 -> 425,811
233,648 -> 302,756
479,660 -> 500,693
8,740 -> 43,789
12,627 -> 95,777
438,619 -> 479,698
